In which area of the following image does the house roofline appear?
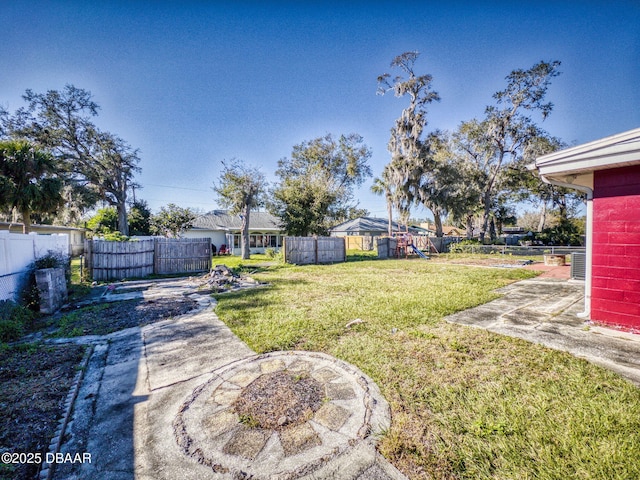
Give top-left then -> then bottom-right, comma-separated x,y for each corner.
532,127 -> 640,177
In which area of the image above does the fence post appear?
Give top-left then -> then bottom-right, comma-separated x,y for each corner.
153,238 -> 159,274
314,237 -> 319,264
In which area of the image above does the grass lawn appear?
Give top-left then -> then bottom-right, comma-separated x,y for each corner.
214,255 -> 640,479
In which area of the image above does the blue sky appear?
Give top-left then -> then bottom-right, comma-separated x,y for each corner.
1,1 -> 639,219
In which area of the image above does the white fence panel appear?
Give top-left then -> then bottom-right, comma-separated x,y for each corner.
0,231 -> 69,302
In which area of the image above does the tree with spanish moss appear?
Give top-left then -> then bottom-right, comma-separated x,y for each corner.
453,60 -> 562,242
377,51 -> 451,235
1,85 -> 141,234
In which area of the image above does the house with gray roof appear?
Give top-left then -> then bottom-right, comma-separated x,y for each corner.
183,210 -> 284,255
330,217 -> 430,237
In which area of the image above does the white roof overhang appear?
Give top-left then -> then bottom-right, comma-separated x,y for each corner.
530,127 -> 640,192
533,127 -> 640,176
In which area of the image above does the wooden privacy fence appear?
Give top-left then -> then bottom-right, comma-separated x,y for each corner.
85,238 -> 211,281
283,236 -> 346,265
154,238 -> 211,275
344,235 -> 375,251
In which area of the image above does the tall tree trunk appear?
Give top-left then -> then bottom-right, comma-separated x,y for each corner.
537,201 -> 547,232
241,206 -> 251,260
21,208 -> 31,234
433,211 -> 444,237
480,204 -> 491,244
466,215 -> 474,239
117,200 -> 129,236
489,217 -> 497,241
386,200 -> 393,237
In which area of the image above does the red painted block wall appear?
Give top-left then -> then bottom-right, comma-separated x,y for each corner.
592,164 -> 640,330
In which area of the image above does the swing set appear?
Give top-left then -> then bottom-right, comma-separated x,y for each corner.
393,233 -> 439,259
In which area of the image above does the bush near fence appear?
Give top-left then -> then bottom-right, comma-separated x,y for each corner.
85,237 -> 211,281
283,237 -> 346,265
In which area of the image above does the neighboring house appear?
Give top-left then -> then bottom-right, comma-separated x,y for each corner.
419,223 -> 466,237
330,217 -> 429,237
532,127 -> 640,331
183,210 -> 284,255
0,222 -> 86,256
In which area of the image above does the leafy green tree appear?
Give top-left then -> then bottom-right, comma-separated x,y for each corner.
85,207 -> 118,236
0,140 -> 64,233
213,159 -> 267,259
87,132 -> 141,235
128,200 -> 152,236
331,206 -> 369,225
150,203 -> 196,238
270,133 -> 372,236
1,85 -> 141,233
508,134 -> 584,231
453,60 -> 561,242
370,164 -> 414,235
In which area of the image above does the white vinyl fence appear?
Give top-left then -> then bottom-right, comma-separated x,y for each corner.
0,231 -> 69,302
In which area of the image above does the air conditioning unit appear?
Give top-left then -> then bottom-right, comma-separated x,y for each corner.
571,252 -> 586,280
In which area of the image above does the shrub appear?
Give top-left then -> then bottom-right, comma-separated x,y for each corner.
537,220 -> 583,246
0,300 -> 34,342
100,231 -> 130,242
264,248 -> 285,262
448,239 -> 481,254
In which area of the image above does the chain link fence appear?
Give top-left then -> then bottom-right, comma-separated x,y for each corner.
0,271 -> 27,304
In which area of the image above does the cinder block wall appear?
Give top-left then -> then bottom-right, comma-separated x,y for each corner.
35,268 -> 68,314
591,164 -> 640,329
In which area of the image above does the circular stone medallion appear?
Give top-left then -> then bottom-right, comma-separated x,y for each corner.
173,351 -> 390,479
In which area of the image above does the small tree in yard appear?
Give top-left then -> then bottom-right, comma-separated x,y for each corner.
128,199 -> 152,236
213,159 -> 267,260
86,206 -> 118,235
150,203 -> 196,238
270,133 -> 372,236
0,140 -> 64,233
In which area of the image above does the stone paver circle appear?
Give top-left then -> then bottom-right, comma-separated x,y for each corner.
173,350 -> 391,479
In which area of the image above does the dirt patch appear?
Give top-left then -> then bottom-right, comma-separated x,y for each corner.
0,289 -> 200,479
0,343 -> 86,480
54,297 -> 199,337
233,371 -> 323,430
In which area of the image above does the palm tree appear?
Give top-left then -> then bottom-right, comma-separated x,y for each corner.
0,140 -> 64,233
370,175 -> 393,236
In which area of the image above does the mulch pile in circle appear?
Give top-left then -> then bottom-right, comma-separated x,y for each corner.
233,371 -> 323,430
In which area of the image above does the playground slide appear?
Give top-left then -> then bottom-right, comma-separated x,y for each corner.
410,244 -> 429,259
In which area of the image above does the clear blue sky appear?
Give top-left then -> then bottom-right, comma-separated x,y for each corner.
2,1 -> 639,219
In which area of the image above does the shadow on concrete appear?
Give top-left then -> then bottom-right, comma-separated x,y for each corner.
53,331 -> 148,479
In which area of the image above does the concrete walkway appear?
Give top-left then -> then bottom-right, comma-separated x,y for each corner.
445,277 -> 640,386
50,280 -> 407,480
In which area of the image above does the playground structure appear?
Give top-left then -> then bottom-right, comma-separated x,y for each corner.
393,233 -> 439,259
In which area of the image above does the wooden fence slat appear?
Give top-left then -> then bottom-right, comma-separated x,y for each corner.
283,236 -> 346,265
88,238 -> 210,281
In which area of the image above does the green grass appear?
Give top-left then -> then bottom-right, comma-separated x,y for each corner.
69,257 -> 91,300
213,257 -> 640,480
